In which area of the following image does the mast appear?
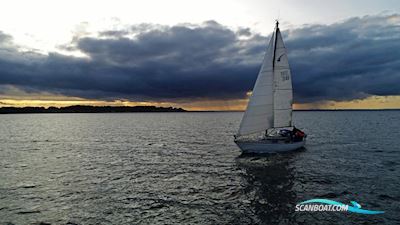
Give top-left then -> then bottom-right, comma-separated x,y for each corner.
272,20 -> 279,69
271,20 -> 279,128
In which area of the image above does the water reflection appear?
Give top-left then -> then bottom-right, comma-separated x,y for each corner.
236,153 -> 298,225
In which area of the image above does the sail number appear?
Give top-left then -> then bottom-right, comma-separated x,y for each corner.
281,71 -> 290,81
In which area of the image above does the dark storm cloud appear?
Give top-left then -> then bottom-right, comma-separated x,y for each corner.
0,15 -> 399,103
284,15 -> 400,102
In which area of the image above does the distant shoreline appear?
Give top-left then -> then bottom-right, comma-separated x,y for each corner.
0,105 -> 186,114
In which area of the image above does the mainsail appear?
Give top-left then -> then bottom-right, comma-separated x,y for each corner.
273,25 -> 293,127
237,21 -> 293,137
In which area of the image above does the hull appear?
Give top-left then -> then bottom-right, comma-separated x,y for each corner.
235,139 -> 305,154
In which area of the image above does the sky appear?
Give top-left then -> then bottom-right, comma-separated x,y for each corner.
0,0 -> 400,110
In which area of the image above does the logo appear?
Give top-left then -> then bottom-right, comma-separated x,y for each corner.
281,71 -> 290,81
295,199 -> 384,215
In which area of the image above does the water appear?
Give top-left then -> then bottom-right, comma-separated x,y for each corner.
0,111 -> 399,225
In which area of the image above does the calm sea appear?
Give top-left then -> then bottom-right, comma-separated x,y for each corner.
0,111 -> 399,225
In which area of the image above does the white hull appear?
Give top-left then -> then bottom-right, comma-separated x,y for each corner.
235,139 -> 305,154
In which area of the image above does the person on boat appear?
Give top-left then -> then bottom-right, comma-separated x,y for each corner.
292,126 -> 305,142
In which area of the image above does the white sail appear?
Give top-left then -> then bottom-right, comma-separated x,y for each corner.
237,32 -> 275,136
237,22 -> 293,137
273,28 -> 293,127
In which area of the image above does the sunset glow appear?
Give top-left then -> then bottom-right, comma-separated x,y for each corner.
2,95 -> 400,111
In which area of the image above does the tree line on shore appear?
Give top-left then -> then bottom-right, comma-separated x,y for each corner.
0,105 -> 186,114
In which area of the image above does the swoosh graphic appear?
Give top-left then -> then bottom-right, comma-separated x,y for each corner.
299,199 -> 384,215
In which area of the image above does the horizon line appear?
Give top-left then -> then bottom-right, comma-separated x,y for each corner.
1,105 -> 400,113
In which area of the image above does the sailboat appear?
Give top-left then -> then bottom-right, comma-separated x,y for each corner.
234,21 -> 306,154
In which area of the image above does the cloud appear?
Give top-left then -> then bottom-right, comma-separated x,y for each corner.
285,14 -> 400,102
0,14 -> 399,104
0,31 -> 12,44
